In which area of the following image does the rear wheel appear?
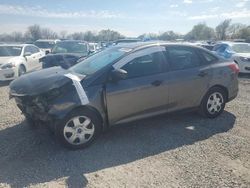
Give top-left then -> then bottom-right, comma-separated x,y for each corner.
18,65 -> 26,76
56,109 -> 102,149
199,87 -> 226,118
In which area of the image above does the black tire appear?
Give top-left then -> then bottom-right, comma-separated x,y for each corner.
18,65 -> 26,76
199,87 -> 226,118
55,109 -> 102,150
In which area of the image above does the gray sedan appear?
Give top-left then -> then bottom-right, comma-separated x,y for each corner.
9,42 -> 239,149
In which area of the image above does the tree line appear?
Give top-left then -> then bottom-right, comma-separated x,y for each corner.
0,25 -> 125,43
0,19 -> 250,43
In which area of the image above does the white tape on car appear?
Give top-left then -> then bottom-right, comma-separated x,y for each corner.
64,73 -> 89,105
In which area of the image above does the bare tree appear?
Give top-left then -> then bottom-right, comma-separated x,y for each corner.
27,24 -> 42,41
216,19 -> 231,40
83,31 -> 97,41
41,28 -> 58,39
158,31 -> 180,41
11,32 -> 23,42
227,23 -> 246,39
60,30 -> 68,39
98,29 -> 124,42
237,26 -> 250,41
185,23 -> 215,41
70,32 -> 85,40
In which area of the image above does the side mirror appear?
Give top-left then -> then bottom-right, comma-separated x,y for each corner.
111,68 -> 127,81
45,50 -> 50,55
24,52 -> 32,57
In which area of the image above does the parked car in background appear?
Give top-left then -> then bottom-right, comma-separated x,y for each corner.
9,42 -> 239,149
89,42 -> 101,53
40,40 -> 90,69
34,39 -> 60,55
187,41 -> 215,51
0,44 -> 45,81
114,38 -> 141,45
212,42 -> 250,73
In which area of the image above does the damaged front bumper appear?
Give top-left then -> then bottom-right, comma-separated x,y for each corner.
10,83 -> 83,130
14,95 -> 53,122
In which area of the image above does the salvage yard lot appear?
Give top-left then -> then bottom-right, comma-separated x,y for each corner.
0,76 -> 250,188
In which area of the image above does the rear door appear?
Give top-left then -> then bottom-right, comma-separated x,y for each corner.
166,46 -> 213,112
29,45 -> 43,70
23,46 -> 36,72
105,46 -> 170,124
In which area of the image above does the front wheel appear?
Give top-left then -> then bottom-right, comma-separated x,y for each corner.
56,109 -> 102,149
199,87 -> 226,118
18,65 -> 26,76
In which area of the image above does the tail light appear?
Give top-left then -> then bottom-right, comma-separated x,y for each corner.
228,63 -> 239,74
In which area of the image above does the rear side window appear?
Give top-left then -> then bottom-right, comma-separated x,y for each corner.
167,46 -> 201,71
25,46 -> 39,54
122,51 -> 166,79
200,50 -> 218,64
30,46 -> 40,53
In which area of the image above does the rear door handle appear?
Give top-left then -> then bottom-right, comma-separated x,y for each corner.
198,71 -> 208,77
151,80 -> 163,86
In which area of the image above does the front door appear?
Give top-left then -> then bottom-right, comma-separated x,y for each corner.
105,46 -> 170,124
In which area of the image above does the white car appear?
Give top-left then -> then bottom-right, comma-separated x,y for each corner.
213,42 -> 250,73
0,44 -> 45,81
34,39 -> 60,54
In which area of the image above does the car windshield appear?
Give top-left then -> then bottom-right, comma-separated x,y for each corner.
0,46 -> 22,56
231,44 -> 250,53
52,41 -> 88,54
70,47 -> 129,75
34,41 -> 55,49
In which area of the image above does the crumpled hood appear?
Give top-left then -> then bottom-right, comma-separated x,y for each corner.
9,67 -> 78,96
0,56 -> 21,67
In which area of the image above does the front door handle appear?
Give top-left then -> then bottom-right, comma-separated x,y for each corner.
198,71 -> 208,77
151,80 -> 163,86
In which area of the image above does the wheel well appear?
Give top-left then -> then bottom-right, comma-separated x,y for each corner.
19,64 -> 26,71
209,85 -> 229,102
71,105 -> 105,130
234,60 -> 238,64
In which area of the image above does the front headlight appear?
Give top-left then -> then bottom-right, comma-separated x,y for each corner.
1,63 -> 15,69
239,57 -> 250,62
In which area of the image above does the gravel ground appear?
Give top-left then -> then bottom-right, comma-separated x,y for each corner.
0,75 -> 249,188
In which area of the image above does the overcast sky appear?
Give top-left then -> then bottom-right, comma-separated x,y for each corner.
0,0 -> 250,37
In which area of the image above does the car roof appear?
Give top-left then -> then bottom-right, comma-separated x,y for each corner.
35,39 -> 58,42
216,41 -> 250,46
0,43 -> 31,47
57,40 -> 87,43
116,41 -> 207,52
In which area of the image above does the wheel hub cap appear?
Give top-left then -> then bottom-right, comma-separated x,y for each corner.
207,92 -> 224,115
63,116 -> 95,145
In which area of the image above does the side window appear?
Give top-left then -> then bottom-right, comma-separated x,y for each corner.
32,46 -> 40,53
200,50 -> 218,64
122,51 -> 166,79
24,46 -> 32,54
167,46 -> 201,71
29,46 -> 39,54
